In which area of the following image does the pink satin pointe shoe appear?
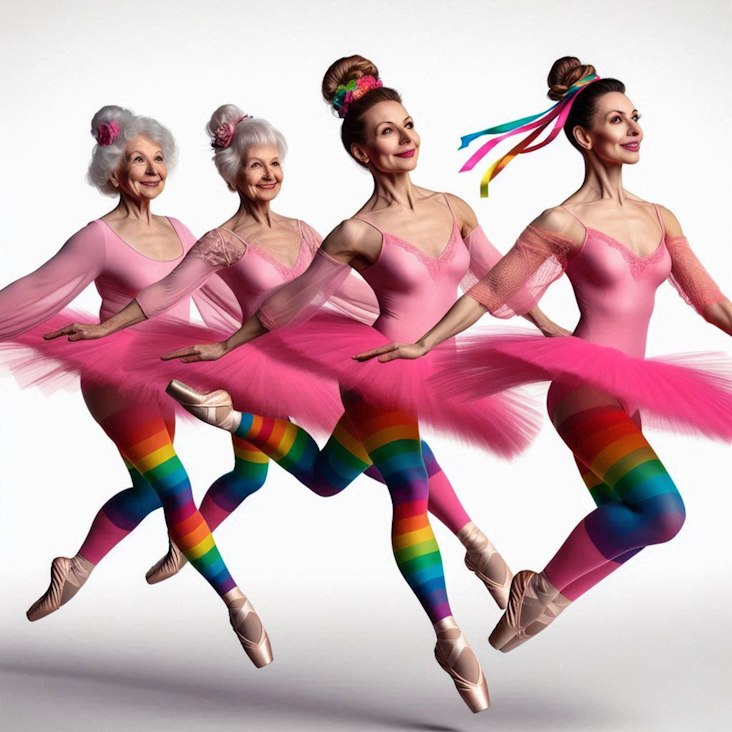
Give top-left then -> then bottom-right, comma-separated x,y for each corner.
27,555 -> 95,621
498,594 -> 571,653
228,596 -> 273,668
146,537 -> 188,585
434,616 -> 490,713
166,380 -> 240,431
458,522 -> 513,610
489,570 -> 558,651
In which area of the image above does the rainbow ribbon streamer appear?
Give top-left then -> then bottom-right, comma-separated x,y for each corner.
459,74 -> 599,197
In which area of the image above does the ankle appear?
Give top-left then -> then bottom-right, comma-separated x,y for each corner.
530,571 -> 560,605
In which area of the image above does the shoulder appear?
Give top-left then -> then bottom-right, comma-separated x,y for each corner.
525,207 -> 585,250
323,217 -> 381,259
655,204 -> 684,238
66,219 -> 109,249
297,220 -> 323,249
530,207 -> 579,235
444,192 -> 479,233
190,228 -> 246,267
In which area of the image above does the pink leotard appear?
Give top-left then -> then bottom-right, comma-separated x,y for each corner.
0,217 -> 238,340
258,195 -> 503,339
468,204 -> 725,358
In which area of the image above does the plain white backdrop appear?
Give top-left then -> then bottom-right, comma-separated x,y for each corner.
0,1 -> 730,730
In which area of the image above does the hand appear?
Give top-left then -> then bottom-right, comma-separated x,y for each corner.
44,322 -> 107,341
354,341 -> 429,363
539,321 -> 572,338
161,341 -> 229,363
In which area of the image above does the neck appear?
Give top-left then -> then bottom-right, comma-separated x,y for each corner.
113,193 -> 154,224
232,195 -> 275,228
579,155 -> 626,204
369,170 -> 418,210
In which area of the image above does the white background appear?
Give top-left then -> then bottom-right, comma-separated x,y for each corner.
0,1 -> 730,730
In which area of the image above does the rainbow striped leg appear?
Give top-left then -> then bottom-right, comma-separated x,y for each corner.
233,400 -> 452,623
536,402 -> 685,607
96,402 -> 238,597
78,458 -> 163,564
199,435 -> 270,531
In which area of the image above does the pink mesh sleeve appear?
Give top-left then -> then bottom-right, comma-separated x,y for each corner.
325,273 -> 379,326
192,277 -> 243,331
467,226 -> 576,318
136,230 -> 246,320
459,226 -> 503,291
665,236 -> 726,314
258,249 -> 352,330
0,222 -> 106,339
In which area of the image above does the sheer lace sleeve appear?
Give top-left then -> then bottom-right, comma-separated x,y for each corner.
0,222 -> 106,339
467,226 -> 577,318
136,229 -> 246,320
459,226 -> 503,291
665,236 -> 726,314
258,249 -> 351,330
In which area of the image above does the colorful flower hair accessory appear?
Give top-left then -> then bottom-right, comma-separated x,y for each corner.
459,74 -> 601,197
212,115 -> 250,150
96,121 -> 121,146
332,75 -> 383,118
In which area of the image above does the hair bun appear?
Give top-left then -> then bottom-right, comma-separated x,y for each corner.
547,57 -> 596,101
322,55 -> 379,105
206,104 -> 250,150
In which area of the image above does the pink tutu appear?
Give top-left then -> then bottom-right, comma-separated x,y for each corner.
429,329 -> 732,441
0,309 -> 343,437
249,313 -> 543,457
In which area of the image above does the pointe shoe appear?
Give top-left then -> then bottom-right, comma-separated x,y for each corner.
166,380 -> 240,431
498,594 -> 571,653
146,538 -> 188,585
458,523 -> 512,610
27,555 -> 95,622
434,617 -> 490,713
489,570 -> 558,651
228,596 -> 273,668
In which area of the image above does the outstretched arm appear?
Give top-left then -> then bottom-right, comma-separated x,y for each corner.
0,224 -> 106,341
163,219 -> 379,363
46,229 -> 246,341
450,194 -> 570,338
357,208 -> 580,362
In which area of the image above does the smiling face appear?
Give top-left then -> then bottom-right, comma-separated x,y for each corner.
234,144 -> 283,202
351,100 -> 420,173
574,91 -> 643,165
110,135 -> 167,200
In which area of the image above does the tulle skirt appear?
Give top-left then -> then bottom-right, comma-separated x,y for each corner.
0,309 -> 343,437
2,311 -> 543,457
427,330 -> 732,441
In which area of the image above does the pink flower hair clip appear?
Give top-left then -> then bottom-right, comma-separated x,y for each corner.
332,75 -> 383,118
212,115 -> 250,150
96,121 -> 121,146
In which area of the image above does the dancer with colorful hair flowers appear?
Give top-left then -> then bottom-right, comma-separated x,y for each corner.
0,105 -> 273,667
116,55 -> 568,712
357,56 -> 732,653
